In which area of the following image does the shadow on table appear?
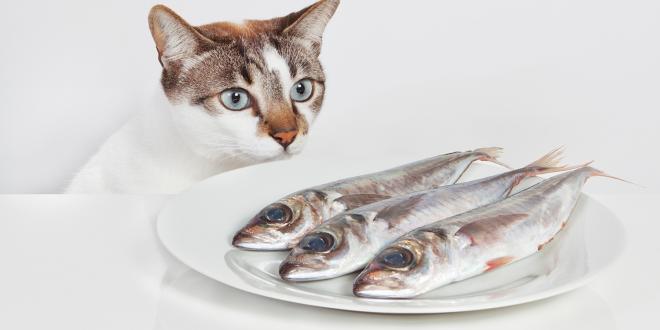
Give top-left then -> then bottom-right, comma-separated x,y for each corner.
151,263 -> 616,330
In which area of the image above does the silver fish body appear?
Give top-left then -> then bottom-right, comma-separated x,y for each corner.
354,166 -> 603,299
232,148 -> 503,250
279,149 -> 569,281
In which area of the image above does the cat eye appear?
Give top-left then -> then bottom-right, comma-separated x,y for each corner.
299,232 -> 335,252
380,248 -> 415,269
220,88 -> 251,111
290,79 -> 314,102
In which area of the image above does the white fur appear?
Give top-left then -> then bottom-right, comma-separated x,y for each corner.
262,46 -> 294,101
65,83 -> 311,193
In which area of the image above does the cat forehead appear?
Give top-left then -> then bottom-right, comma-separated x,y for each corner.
164,35 -> 324,101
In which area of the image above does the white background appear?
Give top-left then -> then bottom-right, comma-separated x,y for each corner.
1,2 -> 658,328
1,0 -> 659,193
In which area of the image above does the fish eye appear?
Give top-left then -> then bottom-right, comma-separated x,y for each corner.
380,248 -> 414,269
290,79 -> 314,102
299,232 -> 334,252
262,203 -> 292,223
220,88 -> 251,111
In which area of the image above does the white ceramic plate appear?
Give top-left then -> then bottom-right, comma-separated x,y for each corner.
157,155 -> 625,314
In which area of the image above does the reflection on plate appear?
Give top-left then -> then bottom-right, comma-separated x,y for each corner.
157,156 -> 624,314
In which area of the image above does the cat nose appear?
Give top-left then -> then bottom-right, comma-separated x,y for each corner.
271,130 -> 298,149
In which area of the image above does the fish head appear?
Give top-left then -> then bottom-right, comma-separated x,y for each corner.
279,213 -> 367,281
353,231 -> 454,299
232,190 -> 326,250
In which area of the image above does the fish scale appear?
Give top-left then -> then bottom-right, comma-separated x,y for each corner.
354,166 -> 610,299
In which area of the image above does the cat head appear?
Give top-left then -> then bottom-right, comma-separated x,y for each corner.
148,0 -> 339,162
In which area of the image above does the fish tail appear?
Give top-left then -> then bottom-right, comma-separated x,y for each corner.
587,166 -> 639,186
523,146 -> 590,175
474,147 -> 512,169
503,147 -> 589,197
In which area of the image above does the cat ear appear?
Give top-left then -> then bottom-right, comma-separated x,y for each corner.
282,0 -> 340,54
148,5 -> 212,71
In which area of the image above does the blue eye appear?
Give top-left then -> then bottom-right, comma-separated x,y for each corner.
220,88 -> 251,111
300,232 -> 334,252
381,248 -> 414,268
266,207 -> 284,221
262,203 -> 292,223
290,79 -> 314,102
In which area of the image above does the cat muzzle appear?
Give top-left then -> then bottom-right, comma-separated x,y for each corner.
271,130 -> 298,149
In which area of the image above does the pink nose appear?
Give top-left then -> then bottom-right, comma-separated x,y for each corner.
271,130 -> 297,148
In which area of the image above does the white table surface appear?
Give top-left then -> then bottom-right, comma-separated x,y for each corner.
0,194 -> 657,330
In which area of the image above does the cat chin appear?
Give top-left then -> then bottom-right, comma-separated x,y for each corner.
199,145 -> 296,165
238,144 -> 305,162
235,145 -> 306,165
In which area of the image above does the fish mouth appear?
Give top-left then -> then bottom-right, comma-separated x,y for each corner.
353,283 -> 384,298
353,275 -> 385,298
279,260 -> 312,281
231,231 -> 288,251
353,279 -> 411,299
353,271 -> 412,299
279,259 -> 330,282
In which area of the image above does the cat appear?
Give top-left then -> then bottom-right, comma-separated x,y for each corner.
66,0 -> 340,193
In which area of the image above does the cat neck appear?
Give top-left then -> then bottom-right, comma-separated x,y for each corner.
67,84 -> 260,193
131,86 -> 255,184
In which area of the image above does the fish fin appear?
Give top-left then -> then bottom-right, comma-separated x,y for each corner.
375,194 -> 425,228
526,146 -> 565,169
474,147 -> 512,169
486,256 -> 515,271
420,227 -> 449,240
587,166 -> 640,187
345,213 -> 369,223
456,213 -> 528,246
334,194 -> 391,209
524,146 -> 591,176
